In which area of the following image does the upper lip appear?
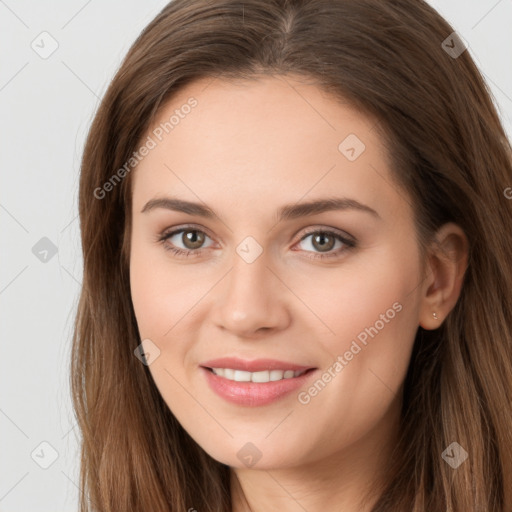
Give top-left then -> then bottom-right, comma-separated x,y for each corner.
200,357 -> 316,372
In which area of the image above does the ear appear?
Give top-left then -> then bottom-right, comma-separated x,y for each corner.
418,222 -> 469,330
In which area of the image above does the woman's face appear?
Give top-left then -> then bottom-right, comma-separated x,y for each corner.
129,75 -> 425,470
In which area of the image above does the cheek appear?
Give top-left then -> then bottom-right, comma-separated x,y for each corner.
292,244 -> 420,352
129,250 -> 164,338
129,241 -> 197,421
300,247 -> 420,404
293,244 -> 421,410
129,234 -> 210,388
278,251 -> 420,461
129,235 -> 191,338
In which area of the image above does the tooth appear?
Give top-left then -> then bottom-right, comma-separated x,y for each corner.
269,370 -> 284,381
212,368 -> 225,377
233,370 -> 252,382
283,370 -> 295,379
251,370 -> 270,383
224,368 -> 235,380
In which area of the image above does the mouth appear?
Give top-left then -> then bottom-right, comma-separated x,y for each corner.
199,357 -> 318,406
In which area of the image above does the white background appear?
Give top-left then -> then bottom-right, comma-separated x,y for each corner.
1,1 -> 511,510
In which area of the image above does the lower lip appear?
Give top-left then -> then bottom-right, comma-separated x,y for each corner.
200,367 -> 317,407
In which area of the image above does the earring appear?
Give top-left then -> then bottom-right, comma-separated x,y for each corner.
432,312 -> 438,320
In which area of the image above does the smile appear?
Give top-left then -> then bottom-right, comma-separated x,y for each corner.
201,366 -> 317,407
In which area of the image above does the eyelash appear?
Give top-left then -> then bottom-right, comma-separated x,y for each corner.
157,224 -> 356,261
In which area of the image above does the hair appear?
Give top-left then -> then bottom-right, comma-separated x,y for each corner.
70,0 -> 512,510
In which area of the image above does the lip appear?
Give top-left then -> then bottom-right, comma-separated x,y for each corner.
200,357 -> 314,373
199,358 -> 317,407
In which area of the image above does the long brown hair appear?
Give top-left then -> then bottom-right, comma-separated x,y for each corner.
71,0 -> 512,510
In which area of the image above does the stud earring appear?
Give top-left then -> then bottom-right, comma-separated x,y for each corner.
432,312 -> 438,320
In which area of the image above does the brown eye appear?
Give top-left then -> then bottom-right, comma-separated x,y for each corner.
159,227 -> 214,256
295,229 -> 356,260
310,232 -> 336,252
180,229 -> 206,250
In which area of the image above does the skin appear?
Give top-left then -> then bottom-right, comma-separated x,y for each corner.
129,74 -> 468,511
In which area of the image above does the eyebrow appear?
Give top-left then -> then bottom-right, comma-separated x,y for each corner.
141,196 -> 380,221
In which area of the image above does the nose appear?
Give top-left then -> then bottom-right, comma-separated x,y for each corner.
213,249 -> 291,338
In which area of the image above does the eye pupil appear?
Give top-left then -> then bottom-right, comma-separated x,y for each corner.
183,230 -> 204,249
312,233 -> 335,252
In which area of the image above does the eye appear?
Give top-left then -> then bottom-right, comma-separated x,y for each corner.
158,226 -> 214,257
295,229 -> 356,260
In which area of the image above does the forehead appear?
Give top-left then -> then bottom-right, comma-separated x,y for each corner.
130,74 -> 403,221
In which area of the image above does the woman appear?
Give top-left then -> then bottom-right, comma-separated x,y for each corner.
71,0 -> 512,510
